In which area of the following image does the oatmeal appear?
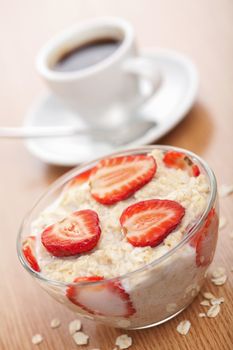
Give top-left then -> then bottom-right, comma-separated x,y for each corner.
32,150 -> 210,282
21,147 -> 218,329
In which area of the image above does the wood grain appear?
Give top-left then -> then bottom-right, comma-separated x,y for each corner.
0,1 -> 232,349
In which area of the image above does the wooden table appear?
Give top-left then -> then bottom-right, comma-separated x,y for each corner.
0,1 -> 232,349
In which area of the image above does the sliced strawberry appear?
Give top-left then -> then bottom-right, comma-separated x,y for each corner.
67,276 -> 135,317
41,210 -> 101,257
163,151 -> 200,177
120,199 -> 185,247
90,154 -> 157,205
65,168 -> 93,189
190,208 -> 218,267
22,236 -> 40,272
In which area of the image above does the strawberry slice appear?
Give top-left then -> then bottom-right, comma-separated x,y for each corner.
191,208 -> 218,267
22,236 -> 40,272
163,151 -> 200,177
120,199 -> 185,247
90,154 -> 157,205
65,168 -> 93,189
41,210 -> 101,257
67,276 -> 135,317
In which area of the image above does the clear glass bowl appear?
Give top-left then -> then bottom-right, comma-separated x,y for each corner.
17,146 -> 218,329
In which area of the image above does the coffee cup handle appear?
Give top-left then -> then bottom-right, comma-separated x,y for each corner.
122,57 -> 162,105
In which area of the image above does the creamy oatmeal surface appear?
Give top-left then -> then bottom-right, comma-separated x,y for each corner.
32,149 -> 210,283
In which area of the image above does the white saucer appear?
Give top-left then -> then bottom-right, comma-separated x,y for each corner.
24,48 -> 198,166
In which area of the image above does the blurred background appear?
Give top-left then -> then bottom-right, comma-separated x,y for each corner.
1,1 -> 232,174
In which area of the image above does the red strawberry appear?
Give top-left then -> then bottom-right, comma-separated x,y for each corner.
163,151 -> 200,177
90,154 -> 157,205
41,210 -> 101,257
67,276 -> 135,317
65,168 -> 93,189
22,236 -> 40,272
191,208 -> 218,267
120,199 -> 185,247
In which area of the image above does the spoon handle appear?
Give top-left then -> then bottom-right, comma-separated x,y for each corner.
0,126 -> 91,138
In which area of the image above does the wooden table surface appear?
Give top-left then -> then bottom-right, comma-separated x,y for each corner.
0,1 -> 232,349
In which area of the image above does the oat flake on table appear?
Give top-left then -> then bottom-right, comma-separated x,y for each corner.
219,184 -> 233,197
211,267 -> 226,279
219,216 -> 227,229
207,304 -> 221,318
32,334 -> 43,345
72,331 -> 89,345
202,292 -> 216,300
115,334 -> 132,349
211,274 -> 227,286
50,318 -> 61,329
200,300 -> 210,306
210,297 -> 224,305
176,320 -> 191,335
69,319 -> 82,334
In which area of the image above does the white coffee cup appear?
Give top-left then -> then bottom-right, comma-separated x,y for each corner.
36,17 -> 161,127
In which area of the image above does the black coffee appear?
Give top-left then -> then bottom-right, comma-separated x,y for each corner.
53,38 -> 121,72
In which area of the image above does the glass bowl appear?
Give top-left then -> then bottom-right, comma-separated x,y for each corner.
17,145 -> 218,330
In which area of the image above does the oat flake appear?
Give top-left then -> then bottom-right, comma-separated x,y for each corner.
198,313 -> 206,318
50,318 -> 61,329
69,319 -> 82,334
210,297 -> 224,305
219,184 -> 233,197
207,304 -> 221,317
202,292 -> 215,300
32,334 -> 43,345
211,275 -> 227,286
219,216 -> 227,229
211,267 -> 226,279
176,320 -> 191,335
115,334 -> 132,349
73,331 -> 89,345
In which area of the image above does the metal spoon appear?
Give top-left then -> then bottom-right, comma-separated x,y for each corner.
0,120 -> 156,146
